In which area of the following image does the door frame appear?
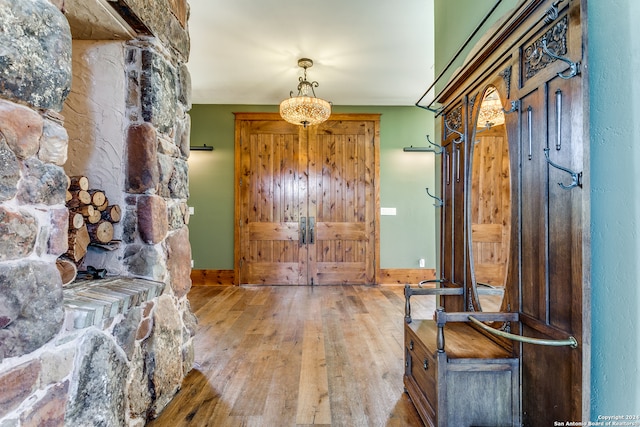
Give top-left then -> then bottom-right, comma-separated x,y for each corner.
233,112 -> 381,286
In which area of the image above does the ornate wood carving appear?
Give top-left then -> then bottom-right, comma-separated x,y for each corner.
445,105 -> 463,138
499,66 -> 512,99
469,92 -> 479,115
523,16 -> 568,81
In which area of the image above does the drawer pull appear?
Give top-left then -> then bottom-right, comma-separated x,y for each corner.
409,340 -> 414,350
423,358 -> 429,370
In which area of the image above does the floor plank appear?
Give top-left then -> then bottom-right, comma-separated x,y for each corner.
148,285 -> 432,427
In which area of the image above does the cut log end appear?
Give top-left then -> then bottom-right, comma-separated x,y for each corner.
102,205 -> 122,223
87,220 -> 114,244
68,175 -> 89,191
56,258 -> 78,286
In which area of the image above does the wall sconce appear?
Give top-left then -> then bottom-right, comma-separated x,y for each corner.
190,144 -> 214,151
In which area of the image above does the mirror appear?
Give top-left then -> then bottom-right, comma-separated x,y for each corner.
470,86 -> 511,311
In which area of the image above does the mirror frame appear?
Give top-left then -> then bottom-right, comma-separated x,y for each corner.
466,77 -> 514,314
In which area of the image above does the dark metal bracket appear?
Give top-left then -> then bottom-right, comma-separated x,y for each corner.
543,148 -> 582,189
541,37 -> 581,80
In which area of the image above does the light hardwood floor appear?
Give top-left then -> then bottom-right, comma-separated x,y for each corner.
148,285 -> 436,427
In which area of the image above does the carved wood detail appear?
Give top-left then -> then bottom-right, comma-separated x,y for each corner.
523,15 -> 568,81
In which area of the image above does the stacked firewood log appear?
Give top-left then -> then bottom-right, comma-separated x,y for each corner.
57,175 -> 121,285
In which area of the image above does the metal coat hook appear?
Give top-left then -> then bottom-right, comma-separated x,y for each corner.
444,119 -> 464,145
425,135 -> 443,154
503,100 -> 520,115
543,148 -> 582,189
425,187 -> 443,207
541,37 -> 581,80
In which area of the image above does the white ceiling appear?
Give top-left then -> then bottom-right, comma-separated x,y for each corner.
186,0 -> 435,106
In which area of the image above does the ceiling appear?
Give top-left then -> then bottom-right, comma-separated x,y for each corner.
186,0 -> 435,106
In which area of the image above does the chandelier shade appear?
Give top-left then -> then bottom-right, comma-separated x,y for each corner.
279,58 -> 331,127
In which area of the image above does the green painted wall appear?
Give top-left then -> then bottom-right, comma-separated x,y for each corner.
434,0 -> 519,94
188,105 -> 437,271
435,0 -> 640,417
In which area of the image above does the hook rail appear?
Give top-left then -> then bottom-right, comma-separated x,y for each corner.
468,316 -> 578,348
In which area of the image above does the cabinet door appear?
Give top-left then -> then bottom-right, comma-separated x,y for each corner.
518,73 -> 585,424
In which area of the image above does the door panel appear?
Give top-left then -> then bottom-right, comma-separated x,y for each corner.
519,74 -> 584,426
236,118 -> 307,285
308,119 -> 377,285
235,113 -> 379,285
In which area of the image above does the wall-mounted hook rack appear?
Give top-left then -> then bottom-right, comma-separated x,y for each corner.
403,135 -> 443,154
541,37 -> 580,80
425,187 -> 443,207
543,148 -> 582,189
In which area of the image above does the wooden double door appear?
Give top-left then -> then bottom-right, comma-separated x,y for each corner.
234,113 -> 380,285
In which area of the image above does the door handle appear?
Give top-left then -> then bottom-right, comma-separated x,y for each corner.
300,217 -> 306,245
308,217 -> 315,244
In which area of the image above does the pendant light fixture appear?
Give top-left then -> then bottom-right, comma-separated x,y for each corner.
279,58 -> 331,128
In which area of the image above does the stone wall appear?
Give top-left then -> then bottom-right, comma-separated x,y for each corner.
0,0 -> 195,425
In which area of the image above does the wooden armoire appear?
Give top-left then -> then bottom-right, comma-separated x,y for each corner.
404,0 -> 589,425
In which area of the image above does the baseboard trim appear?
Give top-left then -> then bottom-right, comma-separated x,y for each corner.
190,268 -> 436,286
378,268 -> 436,285
191,269 -> 234,286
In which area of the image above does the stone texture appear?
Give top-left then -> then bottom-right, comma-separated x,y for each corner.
65,331 -> 128,427
0,99 -> 43,160
157,133 -> 180,157
182,300 -> 197,339
0,360 -> 41,419
144,295 -> 183,417
19,381 -> 68,427
114,0 -> 190,60
138,195 -> 168,244
0,262 -> 64,360
0,0 -> 72,110
38,117 -> 68,165
17,158 -> 67,206
0,207 -> 38,261
167,199 -> 186,231
157,153 -> 174,198
0,417 -> 18,427
141,49 -> 177,134
126,123 -> 159,194
47,207 -> 69,256
39,348 -> 75,386
122,202 -> 138,244
126,345 -> 152,423
177,63 -> 191,111
181,341 -> 194,378
169,158 -> 189,199
0,135 -> 20,202
136,317 -> 153,341
175,112 -> 191,158
113,306 -> 142,361
165,227 -> 192,298
124,244 -> 166,280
